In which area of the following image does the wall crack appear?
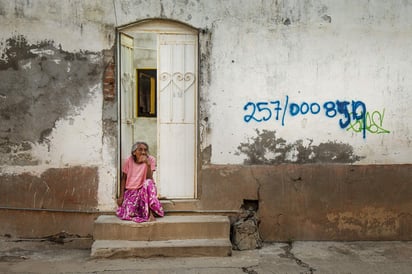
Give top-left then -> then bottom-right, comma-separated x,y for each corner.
249,167 -> 261,203
280,242 -> 316,274
242,266 -> 258,274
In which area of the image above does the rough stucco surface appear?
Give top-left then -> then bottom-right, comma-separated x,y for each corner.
198,165 -> 259,210
200,164 -> 412,241
0,35 -> 102,165
236,129 -> 363,164
0,0 -> 411,240
0,166 -> 99,210
0,211 -> 97,238
0,0 -> 117,214
0,166 -> 99,237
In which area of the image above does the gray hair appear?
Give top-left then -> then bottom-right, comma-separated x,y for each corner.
131,141 -> 149,155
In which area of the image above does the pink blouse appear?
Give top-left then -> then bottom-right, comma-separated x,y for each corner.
122,155 -> 156,190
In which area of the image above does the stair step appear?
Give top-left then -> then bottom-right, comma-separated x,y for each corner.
94,215 -> 230,241
160,200 -> 241,215
91,239 -> 232,258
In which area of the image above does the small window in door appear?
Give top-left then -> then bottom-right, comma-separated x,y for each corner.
136,68 -> 157,117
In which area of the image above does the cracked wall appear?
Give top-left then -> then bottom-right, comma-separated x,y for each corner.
1,166 -> 98,210
0,0 -> 118,229
199,164 -> 412,241
0,0 -> 411,240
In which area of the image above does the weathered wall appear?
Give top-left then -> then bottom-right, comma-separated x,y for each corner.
198,165 -> 412,241
0,0 -> 117,237
0,0 -> 411,240
1,167 -> 99,237
202,3 -> 412,164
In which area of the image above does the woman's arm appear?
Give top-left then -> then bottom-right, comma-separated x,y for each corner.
138,155 -> 154,180
145,159 -> 153,179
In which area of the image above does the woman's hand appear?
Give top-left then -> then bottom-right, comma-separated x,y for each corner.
138,155 -> 149,164
138,155 -> 151,168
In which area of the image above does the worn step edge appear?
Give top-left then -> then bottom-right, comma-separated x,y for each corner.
95,215 -> 230,224
94,215 -> 230,241
91,239 -> 233,258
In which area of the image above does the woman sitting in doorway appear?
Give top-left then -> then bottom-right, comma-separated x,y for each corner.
116,141 -> 164,222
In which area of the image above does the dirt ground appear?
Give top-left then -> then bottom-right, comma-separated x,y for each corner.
1,235 -> 412,274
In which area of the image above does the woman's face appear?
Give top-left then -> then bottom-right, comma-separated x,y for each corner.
133,143 -> 148,161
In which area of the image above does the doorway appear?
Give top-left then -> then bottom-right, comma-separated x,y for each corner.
117,19 -> 198,199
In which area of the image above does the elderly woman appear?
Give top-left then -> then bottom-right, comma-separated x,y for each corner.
116,141 -> 164,222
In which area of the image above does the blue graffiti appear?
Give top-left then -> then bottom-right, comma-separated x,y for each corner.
289,102 -> 321,116
243,96 -> 368,138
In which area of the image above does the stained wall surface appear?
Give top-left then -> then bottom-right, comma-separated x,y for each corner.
0,0 -> 411,240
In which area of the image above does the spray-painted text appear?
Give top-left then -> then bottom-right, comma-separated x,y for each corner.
243,96 -> 389,139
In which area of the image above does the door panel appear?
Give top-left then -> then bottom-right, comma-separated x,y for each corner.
120,33 -> 134,165
158,34 -> 197,198
158,124 -> 195,198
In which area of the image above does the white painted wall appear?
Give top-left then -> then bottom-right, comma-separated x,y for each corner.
1,0 -> 411,211
200,1 -> 412,165
208,14 -> 412,164
0,1 -> 118,211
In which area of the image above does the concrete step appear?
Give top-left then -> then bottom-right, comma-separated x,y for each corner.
91,239 -> 232,258
161,199 -> 241,216
93,215 -> 230,241
160,199 -> 200,212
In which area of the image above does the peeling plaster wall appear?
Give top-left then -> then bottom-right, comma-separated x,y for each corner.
0,0 -> 117,218
0,0 -> 411,239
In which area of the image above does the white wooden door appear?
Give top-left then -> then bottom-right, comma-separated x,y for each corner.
120,34 -> 135,165
158,34 -> 197,198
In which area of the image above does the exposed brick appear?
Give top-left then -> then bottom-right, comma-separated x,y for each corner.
103,61 -> 115,101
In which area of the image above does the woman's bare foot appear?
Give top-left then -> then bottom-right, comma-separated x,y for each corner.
148,211 -> 156,222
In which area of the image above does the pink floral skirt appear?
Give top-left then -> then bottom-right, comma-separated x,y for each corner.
116,179 -> 164,223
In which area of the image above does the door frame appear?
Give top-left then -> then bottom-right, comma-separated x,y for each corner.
115,19 -> 199,200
